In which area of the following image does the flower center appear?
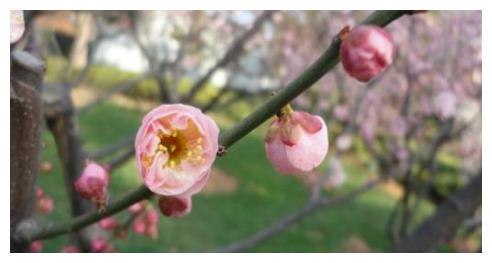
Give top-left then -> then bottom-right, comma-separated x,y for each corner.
153,119 -> 205,169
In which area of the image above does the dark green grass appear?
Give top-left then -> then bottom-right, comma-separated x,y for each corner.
36,101 -> 433,252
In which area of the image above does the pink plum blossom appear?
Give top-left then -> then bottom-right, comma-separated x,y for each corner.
75,160 -> 110,210
132,206 -> 160,239
265,105 -> 329,175
128,201 -> 146,214
90,238 -> 115,253
36,187 -> 54,214
99,217 -> 120,230
135,104 -> 219,197
433,90 -> 458,121
37,196 -> 54,215
10,11 -> 25,44
132,217 -> 146,234
30,241 -> 42,253
340,25 -> 394,82
158,196 -> 192,217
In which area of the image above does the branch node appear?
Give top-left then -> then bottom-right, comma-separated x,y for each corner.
217,145 -> 227,157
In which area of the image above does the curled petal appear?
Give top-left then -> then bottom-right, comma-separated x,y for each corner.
292,111 -> 323,133
279,124 -> 302,146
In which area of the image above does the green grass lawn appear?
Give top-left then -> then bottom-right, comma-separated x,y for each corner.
36,101 -> 434,253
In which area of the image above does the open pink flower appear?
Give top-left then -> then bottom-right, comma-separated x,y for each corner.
135,104 -> 219,197
158,196 -> 192,217
340,25 -> 394,82
75,160 -> 110,209
265,105 -> 329,175
99,217 -> 120,230
10,11 -> 25,44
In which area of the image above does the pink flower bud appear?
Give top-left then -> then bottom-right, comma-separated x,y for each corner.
135,104 -> 219,197
340,25 -> 394,82
36,187 -> 45,199
61,246 -> 80,253
433,90 -> 458,121
41,161 -> 54,173
99,217 -> 119,230
128,201 -> 145,214
132,207 -> 160,239
132,218 -> 146,234
30,241 -> 42,253
10,11 -> 25,44
146,208 -> 160,224
145,224 -> 159,240
265,106 -> 329,175
37,196 -> 54,214
91,238 -> 115,253
75,160 -> 109,209
158,196 -> 192,217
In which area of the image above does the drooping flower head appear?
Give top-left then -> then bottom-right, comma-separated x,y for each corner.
340,25 -> 394,82
75,160 -> 110,210
265,105 -> 329,175
10,10 -> 25,44
135,104 -> 219,197
158,195 -> 192,218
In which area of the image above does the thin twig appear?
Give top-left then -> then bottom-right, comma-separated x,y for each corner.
181,11 -> 276,103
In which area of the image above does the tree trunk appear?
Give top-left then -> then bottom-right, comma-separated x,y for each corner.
10,51 -> 45,252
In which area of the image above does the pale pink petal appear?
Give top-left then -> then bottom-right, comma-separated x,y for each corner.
285,116 -> 329,172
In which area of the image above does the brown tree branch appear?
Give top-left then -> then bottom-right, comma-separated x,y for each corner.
391,172 -> 482,252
